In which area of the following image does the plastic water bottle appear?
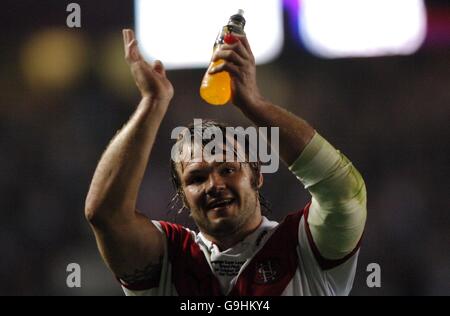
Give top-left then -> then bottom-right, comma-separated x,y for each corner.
200,10 -> 246,106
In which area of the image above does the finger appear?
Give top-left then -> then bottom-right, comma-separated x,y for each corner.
127,39 -> 138,50
152,60 -> 166,76
209,61 -> 239,77
127,29 -> 136,42
125,39 -> 142,63
122,29 -> 134,45
123,29 -> 130,55
239,35 -> 252,54
123,29 -> 136,57
218,41 -> 252,65
212,49 -> 245,66
221,41 -> 250,61
239,36 -> 256,63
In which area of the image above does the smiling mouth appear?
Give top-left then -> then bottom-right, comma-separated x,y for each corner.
206,198 -> 236,211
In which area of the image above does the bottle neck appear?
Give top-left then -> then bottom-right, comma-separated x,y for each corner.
227,21 -> 245,35
228,14 -> 246,34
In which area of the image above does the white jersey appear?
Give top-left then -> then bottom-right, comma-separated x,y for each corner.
120,206 -> 360,296
120,132 -> 365,296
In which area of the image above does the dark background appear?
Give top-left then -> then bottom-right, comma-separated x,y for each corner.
0,0 -> 449,295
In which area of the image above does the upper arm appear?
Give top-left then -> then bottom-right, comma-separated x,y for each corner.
307,162 -> 367,260
289,133 -> 367,260
89,211 -> 165,283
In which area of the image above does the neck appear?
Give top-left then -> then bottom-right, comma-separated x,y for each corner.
203,208 -> 263,251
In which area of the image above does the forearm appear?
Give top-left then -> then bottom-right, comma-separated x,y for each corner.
85,97 -> 168,224
237,97 -> 315,166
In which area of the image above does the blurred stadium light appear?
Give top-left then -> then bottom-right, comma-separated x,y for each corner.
20,28 -> 88,91
135,0 -> 284,69
298,0 -> 427,58
425,4 -> 450,48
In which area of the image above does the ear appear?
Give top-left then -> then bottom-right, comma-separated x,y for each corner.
257,173 -> 264,189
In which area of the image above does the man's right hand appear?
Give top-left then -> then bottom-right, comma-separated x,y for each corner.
123,29 -> 174,102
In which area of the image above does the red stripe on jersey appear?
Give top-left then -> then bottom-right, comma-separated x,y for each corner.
159,221 -> 223,295
303,204 -> 362,270
228,210 -> 303,296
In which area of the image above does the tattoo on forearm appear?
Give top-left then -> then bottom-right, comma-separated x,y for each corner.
119,259 -> 162,285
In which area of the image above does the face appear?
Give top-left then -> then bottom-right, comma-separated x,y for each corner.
179,157 -> 262,238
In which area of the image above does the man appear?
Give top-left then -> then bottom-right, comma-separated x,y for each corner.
85,29 -> 367,296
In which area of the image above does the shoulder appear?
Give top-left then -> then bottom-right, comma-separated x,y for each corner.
154,221 -> 199,257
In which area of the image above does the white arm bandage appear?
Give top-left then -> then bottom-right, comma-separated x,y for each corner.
289,132 -> 367,260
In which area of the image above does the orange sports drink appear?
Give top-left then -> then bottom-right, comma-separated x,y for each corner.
200,10 -> 246,106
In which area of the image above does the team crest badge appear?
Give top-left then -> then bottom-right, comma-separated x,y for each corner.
254,259 -> 282,284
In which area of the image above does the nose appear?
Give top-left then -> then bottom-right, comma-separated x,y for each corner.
205,172 -> 226,196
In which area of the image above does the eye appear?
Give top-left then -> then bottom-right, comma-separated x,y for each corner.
220,166 -> 236,175
189,176 -> 206,184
